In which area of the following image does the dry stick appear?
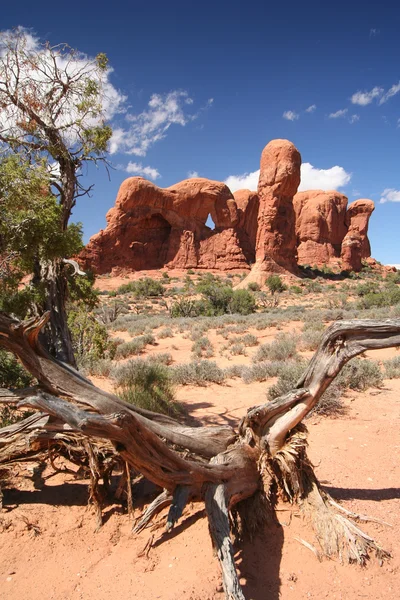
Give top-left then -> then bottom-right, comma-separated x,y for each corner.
205,483 -> 245,600
133,490 -> 173,533
165,485 -> 191,532
84,440 -> 102,531
126,462 -> 134,519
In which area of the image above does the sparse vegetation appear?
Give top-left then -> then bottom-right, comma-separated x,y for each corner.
253,333 -> 298,362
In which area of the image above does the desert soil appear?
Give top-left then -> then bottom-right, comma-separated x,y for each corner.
1,271 -> 399,600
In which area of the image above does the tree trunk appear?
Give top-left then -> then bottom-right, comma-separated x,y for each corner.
32,258 -> 76,367
1,313 -> 399,600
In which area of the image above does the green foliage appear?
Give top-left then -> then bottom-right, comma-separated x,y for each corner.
114,359 -> 180,416
241,361 -> 283,384
339,359 -> 383,391
355,281 -> 380,296
117,278 -> 165,298
230,289 -> 257,315
266,275 -> 286,295
357,286 -> 400,309
67,306 -> 110,364
0,350 -> 33,389
247,282 -> 261,292
0,156 -> 85,317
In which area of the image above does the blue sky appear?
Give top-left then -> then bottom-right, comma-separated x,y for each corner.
2,1 -> 400,264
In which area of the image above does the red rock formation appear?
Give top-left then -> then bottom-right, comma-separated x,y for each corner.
341,199 -> 375,271
293,190 -> 348,266
80,177 -> 249,273
237,140 -> 301,287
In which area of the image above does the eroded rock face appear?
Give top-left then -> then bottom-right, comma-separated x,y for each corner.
293,190 -> 348,266
341,199 -> 375,271
256,139 -> 301,273
80,177 -> 249,273
80,139 -> 375,277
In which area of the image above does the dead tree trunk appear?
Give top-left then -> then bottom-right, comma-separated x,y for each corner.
1,312 -> 399,600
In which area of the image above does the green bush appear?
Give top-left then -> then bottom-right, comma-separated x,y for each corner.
67,306 -> 110,363
290,285 -> 303,295
158,327 -> 174,339
230,289 -> 256,315
355,281 -> 380,296
0,349 -> 34,427
248,282 -> 261,292
358,285 -> 400,309
266,275 -> 286,295
172,360 -> 225,386
253,333 -> 298,362
117,277 -> 165,298
114,359 -> 180,416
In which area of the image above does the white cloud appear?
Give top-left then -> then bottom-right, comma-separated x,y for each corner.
187,170 -> 199,178
224,162 -> 351,193
351,86 -> 384,106
225,170 -> 260,192
380,188 -> 400,204
379,81 -> 400,105
125,162 -> 160,180
349,114 -> 360,123
110,90 -> 196,156
0,27 -> 126,148
299,163 -> 351,191
283,110 -> 299,121
387,264 -> 400,269
305,104 -> 316,113
370,28 -> 380,37
329,108 -> 348,119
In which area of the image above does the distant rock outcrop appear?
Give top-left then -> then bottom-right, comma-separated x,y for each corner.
340,199 -> 375,272
79,177 -> 249,273
293,190 -> 348,266
80,139 -> 376,276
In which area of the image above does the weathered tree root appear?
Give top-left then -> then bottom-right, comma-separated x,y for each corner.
1,314 -> 400,600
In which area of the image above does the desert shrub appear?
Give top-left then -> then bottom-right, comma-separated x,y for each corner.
187,269 -> 195,275
358,286 -> 400,310
230,289 -> 256,315
147,352 -> 173,365
266,275 -> 286,295
114,333 -> 156,359
290,285 -> 303,295
68,306 -> 110,364
355,281 -> 380,296
170,297 -> 204,318
161,272 -> 170,280
158,327 -> 174,339
232,333 -> 258,347
192,336 -> 214,358
0,350 -> 35,427
85,358 -> 114,377
248,282 -> 261,292
299,321 -> 325,351
305,280 -> 323,294
253,333 -> 298,363
383,356 -> 400,379
114,359 -> 180,415
172,360 -> 225,386
267,360 -> 344,416
117,277 -> 165,298
242,361 -> 283,383
224,364 -> 247,378
96,300 -> 130,325
386,271 -> 400,284
228,343 -> 246,356
339,358 -> 383,391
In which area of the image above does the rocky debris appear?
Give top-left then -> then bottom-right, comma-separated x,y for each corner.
341,199 -> 375,271
293,190 -> 348,266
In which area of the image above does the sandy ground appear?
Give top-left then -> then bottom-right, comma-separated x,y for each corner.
2,271 -> 399,599
1,374 -> 399,600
